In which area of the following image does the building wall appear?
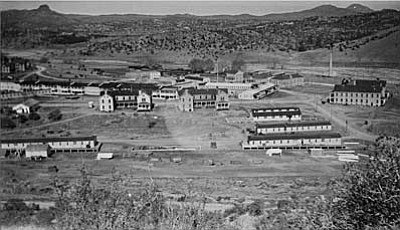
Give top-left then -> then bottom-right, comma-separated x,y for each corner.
1,82 -> 21,92
329,91 -> 384,106
215,90 -> 229,110
26,150 -> 48,158
247,137 -> 341,148
137,91 -> 152,111
253,114 -> 302,122
205,82 -> 252,96
99,94 -> 114,112
257,124 -> 332,134
152,88 -> 178,100
1,140 -> 95,150
12,104 -> 31,114
84,86 -> 102,96
271,77 -> 304,88
178,91 -> 194,112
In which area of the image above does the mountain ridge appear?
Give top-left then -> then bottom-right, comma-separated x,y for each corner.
1,3 -> 378,28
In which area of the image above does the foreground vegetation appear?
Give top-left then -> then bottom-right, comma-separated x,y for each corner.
1,136 -> 399,229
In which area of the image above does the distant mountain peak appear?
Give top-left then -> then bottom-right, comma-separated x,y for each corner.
347,4 -> 373,13
37,4 -> 51,11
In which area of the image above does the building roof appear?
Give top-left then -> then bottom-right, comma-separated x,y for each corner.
23,98 -> 39,107
247,132 -> 341,141
272,73 -> 304,80
225,70 -> 242,74
252,107 -> 301,114
26,144 -> 49,151
178,87 -> 228,96
333,79 -> 386,93
0,136 -> 97,144
256,120 -> 331,129
252,110 -> 302,117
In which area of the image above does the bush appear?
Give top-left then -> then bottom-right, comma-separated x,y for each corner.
29,112 -> 41,120
18,114 -> 28,124
52,166 -> 232,230
1,117 -> 16,129
48,109 -> 62,121
331,136 -> 400,229
246,200 -> 264,216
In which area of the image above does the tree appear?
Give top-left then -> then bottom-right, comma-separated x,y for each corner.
39,56 -> 49,63
28,112 -> 41,121
0,117 -> 16,129
188,58 -> 205,73
231,58 -> 245,71
48,109 -> 62,121
204,58 -> 215,72
18,114 -> 28,124
331,136 -> 400,229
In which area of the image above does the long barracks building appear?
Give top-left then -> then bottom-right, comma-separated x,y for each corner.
0,136 -> 101,154
255,121 -> 332,134
243,132 -> 342,150
252,107 -> 302,122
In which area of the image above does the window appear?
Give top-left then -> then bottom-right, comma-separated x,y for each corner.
109,105 -> 111,110
108,99 -> 111,103
102,99 -> 104,103
102,105 -> 105,110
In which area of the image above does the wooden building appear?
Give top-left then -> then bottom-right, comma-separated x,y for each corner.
243,132 -> 342,150
252,107 -> 302,122
0,136 -> 100,155
270,73 -> 304,88
328,78 -> 388,107
12,98 -> 39,114
178,88 -> 229,112
255,121 -> 332,134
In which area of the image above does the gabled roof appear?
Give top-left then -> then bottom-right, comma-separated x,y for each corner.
225,70 -> 242,74
272,73 -> 304,80
0,136 -> 97,144
178,87 -> 228,96
256,120 -> 331,129
23,98 -> 39,107
333,79 -> 386,93
248,132 -> 341,141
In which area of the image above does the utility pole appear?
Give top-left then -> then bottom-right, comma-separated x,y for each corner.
216,59 -> 219,83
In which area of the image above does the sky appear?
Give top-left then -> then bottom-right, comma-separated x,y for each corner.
0,1 -> 399,16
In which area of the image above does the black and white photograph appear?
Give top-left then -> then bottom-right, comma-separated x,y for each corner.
1,0 -> 400,229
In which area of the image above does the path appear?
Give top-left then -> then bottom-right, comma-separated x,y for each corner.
279,89 -> 377,141
22,65 -> 65,81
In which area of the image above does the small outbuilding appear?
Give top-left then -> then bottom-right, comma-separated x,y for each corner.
12,98 -> 39,114
96,152 -> 114,160
25,144 -> 49,159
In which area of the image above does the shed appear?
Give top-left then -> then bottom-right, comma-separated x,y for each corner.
25,144 -> 49,158
96,152 -> 114,160
12,98 -> 39,114
309,148 -> 324,157
266,149 -> 282,157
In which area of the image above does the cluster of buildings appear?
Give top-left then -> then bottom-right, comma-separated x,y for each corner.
328,78 -> 389,107
1,136 -> 100,159
243,107 -> 343,150
1,56 -> 33,74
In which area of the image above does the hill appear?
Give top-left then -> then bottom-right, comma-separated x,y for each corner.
293,27 -> 400,67
262,4 -> 364,21
1,5 -> 78,30
1,3 -> 376,30
347,4 -> 374,13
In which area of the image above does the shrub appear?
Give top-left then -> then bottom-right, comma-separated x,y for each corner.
18,114 -> 28,124
29,112 -> 41,120
1,117 -> 16,129
48,109 -> 62,121
331,136 -> 400,229
52,166 -> 232,230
